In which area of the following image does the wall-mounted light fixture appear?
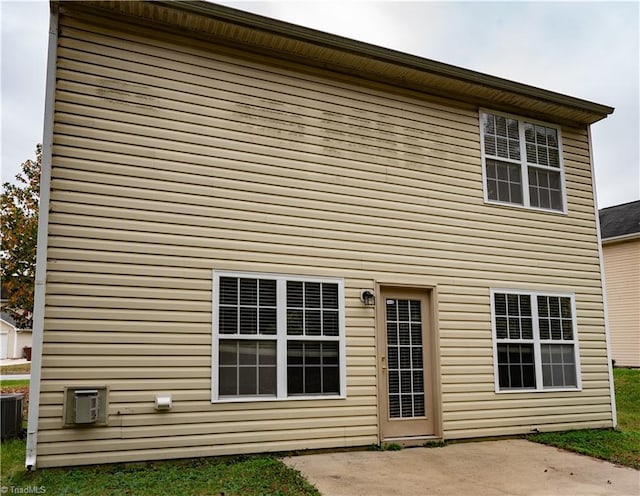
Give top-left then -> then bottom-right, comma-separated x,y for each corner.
360,290 -> 375,306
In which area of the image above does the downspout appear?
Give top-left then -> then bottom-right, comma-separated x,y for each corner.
588,125 -> 617,428
25,2 -> 59,471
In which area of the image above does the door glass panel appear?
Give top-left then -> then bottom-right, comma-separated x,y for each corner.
386,298 -> 425,419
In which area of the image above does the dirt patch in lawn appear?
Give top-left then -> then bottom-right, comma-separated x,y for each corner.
0,363 -> 31,374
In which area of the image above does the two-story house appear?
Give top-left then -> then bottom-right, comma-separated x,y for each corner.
27,0 -> 616,468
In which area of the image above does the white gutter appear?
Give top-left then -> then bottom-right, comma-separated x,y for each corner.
588,125 -> 617,428
25,3 -> 58,471
601,232 -> 640,245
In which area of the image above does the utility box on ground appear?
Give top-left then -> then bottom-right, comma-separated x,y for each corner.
0,393 -> 25,440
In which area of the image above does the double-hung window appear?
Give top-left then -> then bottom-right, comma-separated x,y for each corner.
480,110 -> 566,212
491,290 -> 581,392
212,271 -> 346,402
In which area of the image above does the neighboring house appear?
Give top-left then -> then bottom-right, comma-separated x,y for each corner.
27,1 -> 616,468
599,200 -> 640,367
0,312 -> 33,360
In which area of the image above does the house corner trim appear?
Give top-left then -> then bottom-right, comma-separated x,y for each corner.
588,125 -> 617,428
25,2 -> 59,471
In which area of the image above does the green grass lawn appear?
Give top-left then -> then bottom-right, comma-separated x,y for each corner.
529,367 -> 640,469
1,442 -> 319,496
614,368 -> 640,431
1,379 -> 30,387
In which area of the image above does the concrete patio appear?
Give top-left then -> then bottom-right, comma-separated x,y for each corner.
283,439 -> 639,496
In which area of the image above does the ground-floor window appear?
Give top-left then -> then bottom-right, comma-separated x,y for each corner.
491,289 -> 581,392
212,271 -> 345,402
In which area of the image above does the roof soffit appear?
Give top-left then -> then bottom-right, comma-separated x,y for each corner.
57,0 -> 614,126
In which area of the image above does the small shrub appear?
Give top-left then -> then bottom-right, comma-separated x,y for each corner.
423,440 -> 446,448
371,442 -> 403,451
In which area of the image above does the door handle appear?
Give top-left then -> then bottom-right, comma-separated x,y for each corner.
381,356 -> 387,372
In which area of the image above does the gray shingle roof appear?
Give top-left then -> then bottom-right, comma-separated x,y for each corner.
599,200 -> 640,239
0,312 -> 18,327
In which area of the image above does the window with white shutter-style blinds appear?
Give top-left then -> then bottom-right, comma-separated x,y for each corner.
490,289 -> 581,393
212,271 -> 346,402
481,110 -> 566,212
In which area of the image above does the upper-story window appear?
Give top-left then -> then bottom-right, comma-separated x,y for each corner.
480,111 -> 566,213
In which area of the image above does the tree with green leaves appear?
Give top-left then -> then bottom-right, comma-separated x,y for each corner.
1,144 -> 41,328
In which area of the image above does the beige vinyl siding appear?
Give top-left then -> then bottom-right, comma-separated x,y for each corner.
603,239 -> 640,367
35,11 -> 613,467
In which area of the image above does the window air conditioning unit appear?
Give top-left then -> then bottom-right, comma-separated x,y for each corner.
74,389 -> 99,424
63,386 -> 108,426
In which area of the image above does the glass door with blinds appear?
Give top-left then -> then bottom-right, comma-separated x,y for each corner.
378,287 -> 436,439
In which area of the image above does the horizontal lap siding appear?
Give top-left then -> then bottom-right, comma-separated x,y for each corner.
603,240 -> 640,367
36,13 -> 612,467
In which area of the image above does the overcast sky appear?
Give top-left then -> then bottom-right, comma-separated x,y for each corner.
1,0 -> 638,208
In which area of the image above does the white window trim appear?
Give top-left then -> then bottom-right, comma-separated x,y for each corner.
479,109 -> 568,215
490,288 -> 582,394
212,270 -> 347,403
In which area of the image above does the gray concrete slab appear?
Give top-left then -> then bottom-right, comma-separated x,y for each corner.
283,440 -> 639,496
